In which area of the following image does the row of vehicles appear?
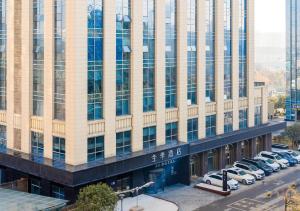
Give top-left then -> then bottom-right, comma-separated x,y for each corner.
203,143 -> 300,191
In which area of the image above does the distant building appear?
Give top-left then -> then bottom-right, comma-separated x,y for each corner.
286,0 -> 300,121
0,0 -> 285,203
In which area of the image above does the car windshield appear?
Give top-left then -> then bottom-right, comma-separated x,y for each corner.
249,165 -> 258,171
275,155 -> 282,160
238,171 -> 246,176
266,159 -> 274,164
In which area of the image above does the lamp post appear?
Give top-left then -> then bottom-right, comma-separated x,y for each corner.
119,193 -> 125,211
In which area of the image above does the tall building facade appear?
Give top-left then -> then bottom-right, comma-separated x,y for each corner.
0,0 -> 285,202
286,0 -> 300,121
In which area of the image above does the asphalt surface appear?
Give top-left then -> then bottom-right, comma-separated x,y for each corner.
195,166 -> 300,211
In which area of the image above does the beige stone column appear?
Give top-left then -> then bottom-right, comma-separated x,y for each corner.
215,0 -> 224,135
6,0 -> 15,149
131,0 -> 143,152
21,0 -> 32,154
44,0 -> 54,159
103,0 -> 116,157
247,0 -> 255,127
232,0 -> 239,131
197,0 -> 206,139
155,0 -> 166,146
177,0 -> 187,143
65,0 -> 87,165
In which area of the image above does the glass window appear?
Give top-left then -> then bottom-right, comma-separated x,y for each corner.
88,0 -> 103,120
87,136 -> 104,162
0,125 -> 6,150
224,112 -> 233,133
53,136 -> 65,162
54,0 -> 65,120
255,106 -> 262,126
224,0 -> 232,100
165,0 -> 177,108
187,0 -> 197,105
187,118 -> 198,142
31,179 -> 41,195
239,0 -> 247,97
143,0 -> 155,112
143,126 -> 156,150
0,0 -> 6,110
32,0 -> 44,116
205,0 -> 215,102
239,108 -> 248,129
116,131 -> 131,157
31,131 -> 44,160
206,115 -> 216,137
116,0 -> 131,116
166,122 -> 178,145
51,184 -> 65,199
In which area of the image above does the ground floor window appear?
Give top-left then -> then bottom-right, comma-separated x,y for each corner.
30,179 -> 41,195
51,184 -> 65,199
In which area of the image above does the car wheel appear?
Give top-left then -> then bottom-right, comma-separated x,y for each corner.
206,180 -> 211,185
242,179 -> 247,185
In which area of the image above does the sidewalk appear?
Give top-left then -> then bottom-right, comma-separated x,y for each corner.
115,194 -> 178,211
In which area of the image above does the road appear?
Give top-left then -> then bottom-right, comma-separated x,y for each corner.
195,165 -> 300,211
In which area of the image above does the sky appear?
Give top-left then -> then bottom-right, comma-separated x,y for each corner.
255,0 -> 285,34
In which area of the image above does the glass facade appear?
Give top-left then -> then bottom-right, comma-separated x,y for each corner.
166,122 -> 178,144
286,0 -> 300,121
88,0 -> 103,120
224,111 -> 233,133
54,0 -> 65,120
33,0 -> 44,116
87,136 -> 104,162
205,0 -> 215,102
0,0 -> 6,110
53,136 -> 65,162
255,106 -> 262,126
116,0 -> 131,116
0,125 -> 6,150
187,0 -> 197,105
51,184 -> 65,199
116,131 -> 131,156
31,131 -> 44,158
206,115 -> 216,137
224,0 -> 232,100
187,118 -> 198,143
143,126 -> 156,150
165,0 -> 177,108
239,108 -> 248,129
143,0 -> 155,112
239,0 -> 247,98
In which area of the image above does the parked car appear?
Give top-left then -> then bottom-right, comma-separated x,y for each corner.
273,152 -> 298,166
272,143 -> 289,150
286,150 -> 300,163
233,161 -> 265,180
203,172 -> 239,190
258,151 -> 289,169
221,168 -> 255,185
298,145 -> 300,151
254,156 -> 281,172
242,158 -> 273,176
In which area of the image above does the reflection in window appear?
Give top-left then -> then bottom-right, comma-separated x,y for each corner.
0,0 -> 6,110
224,0 -> 232,100
239,0 -> 247,97
116,131 -> 131,156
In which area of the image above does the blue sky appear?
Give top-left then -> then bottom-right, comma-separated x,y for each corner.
255,0 -> 285,33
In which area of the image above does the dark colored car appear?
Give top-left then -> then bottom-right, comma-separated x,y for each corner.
274,152 -> 297,166
242,158 -> 273,176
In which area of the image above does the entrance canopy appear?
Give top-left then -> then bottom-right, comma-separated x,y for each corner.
0,188 -> 67,210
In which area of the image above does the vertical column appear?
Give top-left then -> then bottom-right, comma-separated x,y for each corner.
218,146 -> 226,169
197,0 -> 206,139
177,0 -> 187,143
103,0 -> 116,157
43,0 -> 54,159
215,0 -> 224,135
232,0 -> 239,131
250,138 -> 257,158
200,152 -> 208,176
234,142 -> 242,161
21,0 -> 32,154
131,0 -> 143,152
6,0 -> 15,149
155,0 -> 166,146
65,0 -> 87,165
264,133 -> 272,151
247,0 -> 255,127
261,86 -> 268,124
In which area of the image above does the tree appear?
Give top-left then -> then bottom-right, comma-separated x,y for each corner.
75,183 -> 118,211
283,123 -> 300,148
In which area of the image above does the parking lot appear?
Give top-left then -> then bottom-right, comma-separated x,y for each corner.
154,149 -> 300,211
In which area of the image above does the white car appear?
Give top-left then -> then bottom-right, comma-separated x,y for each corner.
254,156 -> 281,172
259,151 -> 289,169
233,162 -> 265,180
286,150 -> 300,163
222,168 -> 255,185
203,172 -> 239,190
